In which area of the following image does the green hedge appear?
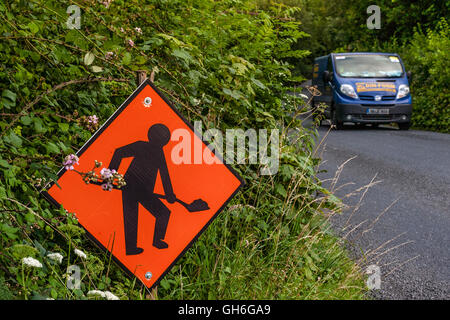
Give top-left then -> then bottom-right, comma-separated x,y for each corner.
403,19 -> 450,132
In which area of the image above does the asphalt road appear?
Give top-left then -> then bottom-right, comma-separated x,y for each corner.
315,124 -> 450,299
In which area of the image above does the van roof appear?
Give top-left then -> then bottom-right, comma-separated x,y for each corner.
314,52 -> 400,61
332,52 -> 399,56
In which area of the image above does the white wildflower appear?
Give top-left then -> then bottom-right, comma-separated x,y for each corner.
74,249 -> 87,259
87,290 -> 120,300
47,252 -> 63,264
104,291 -> 120,300
22,257 -> 43,268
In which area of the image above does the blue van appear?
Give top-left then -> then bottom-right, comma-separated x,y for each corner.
312,52 -> 412,130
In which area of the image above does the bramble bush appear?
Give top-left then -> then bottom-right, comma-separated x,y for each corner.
0,0 -> 365,299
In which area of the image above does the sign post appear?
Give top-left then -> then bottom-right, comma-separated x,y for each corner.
43,77 -> 244,290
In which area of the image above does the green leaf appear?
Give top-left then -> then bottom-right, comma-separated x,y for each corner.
122,52 -> 131,65
27,21 -> 39,34
2,90 -> 17,108
51,289 -> 58,300
2,89 -> 16,102
4,132 -> 22,147
251,78 -> 266,90
222,88 -> 242,100
0,186 -> 6,199
33,118 -> 46,133
91,65 -> 103,73
160,279 -> 170,290
0,159 -> 9,168
58,123 -> 69,132
172,49 -> 193,64
84,52 -> 95,66
1,224 -> 19,240
275,184 -> 287,197
46,142 -> 60,154
20,115 -> 33,126
304,266 -> 313,281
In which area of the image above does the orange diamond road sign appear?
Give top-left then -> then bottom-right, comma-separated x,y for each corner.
43,80 -> 243,289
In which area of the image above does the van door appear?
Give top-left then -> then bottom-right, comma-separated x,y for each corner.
323,55 -> 333,117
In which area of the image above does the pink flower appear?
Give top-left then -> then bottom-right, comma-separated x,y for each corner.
120,27 -> 124,33
127,39 -> 134,47
105,52 -> 114,60
102,0 -> 113,8
63,154 -> 79,171
101,182 -> 113,191
87,115 -> 98,125
100,168 -> 114,179
134,27 -> 142,34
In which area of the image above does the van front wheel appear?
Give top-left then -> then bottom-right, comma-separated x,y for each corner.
398,122 -> 411,130
331,109 -> 344,130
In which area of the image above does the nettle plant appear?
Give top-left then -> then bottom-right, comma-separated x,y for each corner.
0,0 -> 351,299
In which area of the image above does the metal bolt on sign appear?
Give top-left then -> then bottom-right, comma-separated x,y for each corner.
144,97 -> 152,107
145,272 -> 153,280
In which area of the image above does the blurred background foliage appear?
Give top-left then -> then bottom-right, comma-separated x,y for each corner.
266,0 -> 449,132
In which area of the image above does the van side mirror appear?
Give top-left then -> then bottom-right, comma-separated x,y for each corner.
407,70 -> 412,81
323,70 -> 332,83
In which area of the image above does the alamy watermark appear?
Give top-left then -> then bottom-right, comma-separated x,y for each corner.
66,5 -> 81,30
170,121 -> 280,175
366,264 -> 381,290
66,265 -> 81,290
367,5 -> 381,29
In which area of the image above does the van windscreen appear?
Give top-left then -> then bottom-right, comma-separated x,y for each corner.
334,55 -> 404,78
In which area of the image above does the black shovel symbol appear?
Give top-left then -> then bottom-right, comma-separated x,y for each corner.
89,181 -> 209,213
90,123 -> 210,253
153,194 -> 209,212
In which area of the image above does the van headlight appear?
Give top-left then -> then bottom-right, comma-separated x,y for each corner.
396,84 -> 410,99
340,84 -> 358,99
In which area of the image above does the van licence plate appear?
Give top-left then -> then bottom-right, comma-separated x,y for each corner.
367,108 -> 389,115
